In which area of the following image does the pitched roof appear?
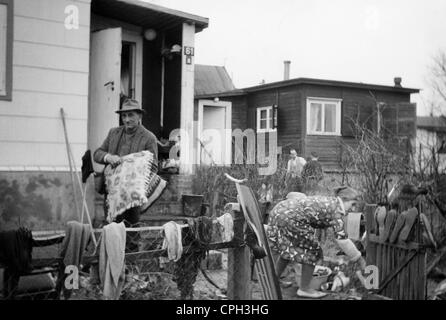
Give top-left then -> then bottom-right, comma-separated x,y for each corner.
417,116 -> 446,131
194,65 -> 236,96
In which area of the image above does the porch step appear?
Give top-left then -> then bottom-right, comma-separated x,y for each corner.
144,202 -> 183,216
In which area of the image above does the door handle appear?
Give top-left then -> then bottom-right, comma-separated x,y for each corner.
104,81 -> 115,91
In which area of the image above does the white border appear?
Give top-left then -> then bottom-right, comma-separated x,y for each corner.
306,97 -> 342,136
256,106 -> 277,133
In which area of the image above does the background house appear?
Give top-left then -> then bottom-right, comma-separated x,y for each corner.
415,116 -> 446,171
196,63 -> 419,170
0,0 -> 208,230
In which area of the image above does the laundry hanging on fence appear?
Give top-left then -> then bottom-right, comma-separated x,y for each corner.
99,222 -> 126,300
60,221 -> 92,267
161,221 -> 183,263
347,212 -> 362,241
216,212 -> 234,242
104,150 -> 167,222
0,227 -> 33,274
173,216 -> 213,299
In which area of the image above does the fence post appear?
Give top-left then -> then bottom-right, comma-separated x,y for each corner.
226,203 -> 251,300
364,203 -> 377,266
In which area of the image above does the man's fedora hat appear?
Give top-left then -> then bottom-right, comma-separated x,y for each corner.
116,99 -> 145,114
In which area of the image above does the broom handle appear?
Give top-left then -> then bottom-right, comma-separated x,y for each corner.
61,108 -> 97,247
67,142 -> 98,247
60,108 -> 81,220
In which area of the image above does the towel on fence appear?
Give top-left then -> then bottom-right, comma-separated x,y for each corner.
347,212 -> 362,241
59,221 -> 92,267
216,212 -> 234,242
0,227 -> 33,274
99,222 -> 126,300
104,150 -> 167,222
161,221 -> 183,263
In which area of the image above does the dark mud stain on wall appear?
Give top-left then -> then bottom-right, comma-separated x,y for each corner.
0,179 -> 53,226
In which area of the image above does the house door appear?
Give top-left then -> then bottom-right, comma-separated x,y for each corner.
88,28 -> 122,172
198,100 -> 232,166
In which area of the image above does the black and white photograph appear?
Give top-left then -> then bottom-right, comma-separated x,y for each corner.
0,0 -> 445,305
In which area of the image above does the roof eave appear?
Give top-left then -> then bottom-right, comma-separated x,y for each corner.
92,0 -> 209,32
243,78 -> 420,94
195,90 -> 246,99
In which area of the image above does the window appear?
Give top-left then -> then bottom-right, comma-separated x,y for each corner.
256,106 -> 276,133
0,0 -> 13,100
306,97 -> 342,135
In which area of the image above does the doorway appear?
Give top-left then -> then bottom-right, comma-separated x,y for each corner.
198,100 -> 232,166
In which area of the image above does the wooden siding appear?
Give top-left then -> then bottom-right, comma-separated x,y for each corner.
231,95 -> 248,131
302,85 -> 415,167
0,0 -> 91,168
245,87 -> 303,155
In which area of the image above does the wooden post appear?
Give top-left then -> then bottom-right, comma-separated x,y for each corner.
227,203 -> 251,300
364,204 -> 377,266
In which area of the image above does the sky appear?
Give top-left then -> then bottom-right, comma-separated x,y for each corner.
146,0 -> 446,116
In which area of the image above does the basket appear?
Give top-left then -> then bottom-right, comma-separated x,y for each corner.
294,264 -> 331,290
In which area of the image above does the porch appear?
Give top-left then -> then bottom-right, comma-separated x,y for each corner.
87,0 -> 209,220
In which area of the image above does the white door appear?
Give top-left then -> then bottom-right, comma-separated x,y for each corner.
198,100 -> 232,166
88,28 -> 122,172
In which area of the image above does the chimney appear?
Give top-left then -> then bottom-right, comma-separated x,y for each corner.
394,77 -> 402,87
283,60 -> 291,80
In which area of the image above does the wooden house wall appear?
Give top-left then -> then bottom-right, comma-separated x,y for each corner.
0,0 -> 91,169
228,83 -> 415,169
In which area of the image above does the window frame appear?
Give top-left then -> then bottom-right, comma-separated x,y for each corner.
0,0 -> 13,101
306,97 -> 342,136
256,106 -> 277,133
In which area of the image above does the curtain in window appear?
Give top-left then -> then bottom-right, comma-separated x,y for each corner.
324,103 -> 336,133
310,103 -> 322,132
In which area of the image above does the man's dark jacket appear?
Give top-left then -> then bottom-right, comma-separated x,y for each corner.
93,125 -> 158,164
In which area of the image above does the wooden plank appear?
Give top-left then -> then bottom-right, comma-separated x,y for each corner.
399,249 -> 404,299
15,0 -> 91,26
14,16 -> 90,49
419,251 -> 426,300
391,245 -> 396,299
368,235 -> 421,250
13,65 -> 89,96
384,244 -> 390,297
14,41 -> 89,73
376,243 -> 382,285
0,91 -> 88,119
0,141 -> 86,167
411,255 -> 417,300
227,208 -> 251,300
0,116 -> 87,144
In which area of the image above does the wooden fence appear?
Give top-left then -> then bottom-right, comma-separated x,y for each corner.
364,203 -> 427,300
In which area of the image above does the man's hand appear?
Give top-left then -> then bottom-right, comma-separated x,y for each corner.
106,154 -> 122,168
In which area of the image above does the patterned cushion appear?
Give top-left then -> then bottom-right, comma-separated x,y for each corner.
105,151 -> 167,222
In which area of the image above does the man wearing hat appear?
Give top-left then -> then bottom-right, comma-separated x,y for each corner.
94,98 -> 158,226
